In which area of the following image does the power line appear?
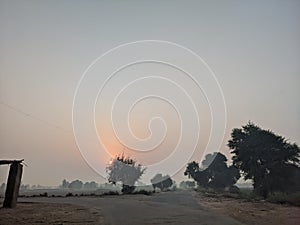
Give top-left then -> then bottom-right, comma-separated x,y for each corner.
0,100 -> 72,134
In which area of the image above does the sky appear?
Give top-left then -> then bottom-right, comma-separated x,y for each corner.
0,0 -> 299,186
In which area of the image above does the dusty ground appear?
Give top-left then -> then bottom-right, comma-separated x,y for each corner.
195,192 -> 300,225
0,201 -> 104,225
1,191 -> 299,225
3,191 -> 241,225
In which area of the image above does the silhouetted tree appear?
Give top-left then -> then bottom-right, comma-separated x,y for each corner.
69,180 -> 83,189
228,122 -> 300,198
83,181 -> 98,189
20,184 -> 30,190
184,160 -> 208,187
201,153 -> 217,169
184,161 -> 200,180
151,174 -> 173,191
106,154 -> 146,194
184,152 -> 240,190
61,179 -> 69,189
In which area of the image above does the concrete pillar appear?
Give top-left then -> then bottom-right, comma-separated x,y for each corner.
3,163 -> 23,208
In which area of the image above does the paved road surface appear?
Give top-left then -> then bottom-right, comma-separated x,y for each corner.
20,190 -> 242,225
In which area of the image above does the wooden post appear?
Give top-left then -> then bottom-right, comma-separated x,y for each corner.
3,162 -> 23,208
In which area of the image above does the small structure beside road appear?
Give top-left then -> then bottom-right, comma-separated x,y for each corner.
0,159 -> 24,208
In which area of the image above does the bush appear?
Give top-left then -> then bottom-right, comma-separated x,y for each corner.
151,174 -> 174,192
39,192 -> 48,197
66,192 -> 73,197
267,192 -> 300,206
237,189 -> 262,201
229,185 -> 240,193
132,190 -> 152,195
101,191 -> 119,196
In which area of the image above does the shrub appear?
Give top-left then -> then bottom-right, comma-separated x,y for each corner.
66,192 -> 73,197
267,192 -> 300,206
101,191 -> 119,196
133,190 -> 152,195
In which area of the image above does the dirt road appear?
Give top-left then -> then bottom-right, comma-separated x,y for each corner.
19,190 -> 241,225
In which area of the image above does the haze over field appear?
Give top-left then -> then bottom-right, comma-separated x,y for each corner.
0,0 -> 299,186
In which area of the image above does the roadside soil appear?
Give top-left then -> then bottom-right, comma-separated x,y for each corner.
195,192 -> 300,225
0,201 -> 104,225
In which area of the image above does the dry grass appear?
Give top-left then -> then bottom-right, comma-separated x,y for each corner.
0,202 -> 104,225
195,191 -> 300,225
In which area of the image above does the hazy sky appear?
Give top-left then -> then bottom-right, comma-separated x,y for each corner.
1,0 -> 299,186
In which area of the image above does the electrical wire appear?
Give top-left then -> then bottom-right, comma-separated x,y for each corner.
0,100 -> 72,134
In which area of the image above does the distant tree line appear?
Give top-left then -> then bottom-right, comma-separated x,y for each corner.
0,181 -> 100,191
0,183 -> 5,191
60,179 -> 98,190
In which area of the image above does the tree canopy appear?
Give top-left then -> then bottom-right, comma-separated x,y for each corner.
68,179 -> 83,189
151,173 -> 173,191
184,152 -> 240,190
228,122 -> 300,198
106,154 -> 146,194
